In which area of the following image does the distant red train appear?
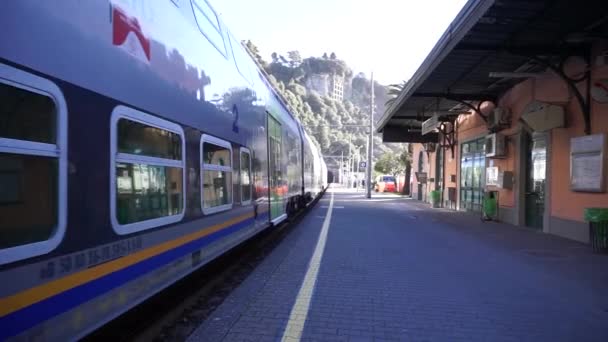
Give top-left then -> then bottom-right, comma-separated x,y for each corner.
374,175 -> 397,192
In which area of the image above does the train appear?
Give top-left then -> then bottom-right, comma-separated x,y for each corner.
0,0 -> 328,340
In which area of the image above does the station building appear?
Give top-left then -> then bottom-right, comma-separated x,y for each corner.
378,0 -> 608,243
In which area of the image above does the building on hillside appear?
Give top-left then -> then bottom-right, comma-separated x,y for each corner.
305,73 -> 344,101
330,74 -> 344,101
377,0 -> 608,244
305,74 -> 329,97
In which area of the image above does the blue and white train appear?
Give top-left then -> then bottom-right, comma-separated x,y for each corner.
0,0 -> 328,340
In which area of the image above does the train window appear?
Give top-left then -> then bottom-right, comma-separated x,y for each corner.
191,0 -> 226,56
0,84 -> 56,143
228,32 -> 253,85
118,119 -> 182,160
110,106 -> 185,235
0,64 -> 67,265
240,148 -> 252,204
201,135 -> 233,214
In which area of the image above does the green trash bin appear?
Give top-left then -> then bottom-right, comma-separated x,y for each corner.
584,208 -> 608,253
482,191 -> 498,222
430,190 -> 441,208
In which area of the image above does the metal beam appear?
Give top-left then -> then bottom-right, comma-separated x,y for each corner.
527,53 -> 592,134
412,92 -> 496,102
453,43 -> 586,56
382,125 -> 439,143
303,124 -> 370,128
393,111 -> 468,118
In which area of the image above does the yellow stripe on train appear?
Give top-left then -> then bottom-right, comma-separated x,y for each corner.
0,213 -> 254,317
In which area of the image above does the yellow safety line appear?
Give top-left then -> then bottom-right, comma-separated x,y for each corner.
281,191 -> 334,341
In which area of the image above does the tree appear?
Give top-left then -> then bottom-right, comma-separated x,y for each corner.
374,152 -> 404,177
287,81 -> 307,97
399,146 -> 412,195
385,80 -> 407,107
244,40 -> 267,69
287,50 -> 302,68
237,42 -> 406,173
306,91 -> 325,113
279,55 -> 289,65
319,126 -> 331,149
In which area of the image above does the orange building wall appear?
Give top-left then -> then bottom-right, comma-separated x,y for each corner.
409,43 -> 608,236
410,144 -> 424,200
411,143 -> 440,202
549,54 -> 608,222
457,49 -> 608,225
454,112 -> 487,210
490,80 -> 535,210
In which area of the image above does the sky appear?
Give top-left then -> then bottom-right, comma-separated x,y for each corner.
211,0 -> 468,85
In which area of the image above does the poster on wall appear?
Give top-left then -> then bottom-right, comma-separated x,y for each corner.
486,166 -> 499,187
570,133 -> 606,192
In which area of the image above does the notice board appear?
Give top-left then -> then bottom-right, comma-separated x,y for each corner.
415,172 -> 428,184
570,133 -> 606,192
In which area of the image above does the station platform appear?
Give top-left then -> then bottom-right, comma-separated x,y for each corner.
187,188 -> 608,342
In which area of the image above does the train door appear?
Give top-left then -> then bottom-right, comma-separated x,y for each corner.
268,114 -> 286,223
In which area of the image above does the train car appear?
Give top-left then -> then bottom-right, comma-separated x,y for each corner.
320,156 -> 328,190
302,130 -> 321,201
0,0 -> 327,340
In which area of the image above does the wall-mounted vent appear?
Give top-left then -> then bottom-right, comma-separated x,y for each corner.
485,133 -> 506,158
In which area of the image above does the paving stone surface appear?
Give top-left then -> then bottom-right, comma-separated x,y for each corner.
187,189 -> 608,342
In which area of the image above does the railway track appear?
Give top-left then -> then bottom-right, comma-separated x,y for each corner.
84,193 -> 325,342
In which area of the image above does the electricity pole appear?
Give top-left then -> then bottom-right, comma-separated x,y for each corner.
356,147 -> 360,190
340,151 -> 343,186
356,147 -> 360,175
366,72 -> 374,198
348,134 -> 352,188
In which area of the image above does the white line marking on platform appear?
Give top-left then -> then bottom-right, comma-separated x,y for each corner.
321,205 -> 343,209
281,191 -> 334,342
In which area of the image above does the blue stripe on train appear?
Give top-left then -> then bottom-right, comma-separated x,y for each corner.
0,214 -> 268,340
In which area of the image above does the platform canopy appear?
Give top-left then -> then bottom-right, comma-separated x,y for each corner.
377,0 -> 608,142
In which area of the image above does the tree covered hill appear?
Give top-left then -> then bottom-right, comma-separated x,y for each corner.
244,41 -> 406,172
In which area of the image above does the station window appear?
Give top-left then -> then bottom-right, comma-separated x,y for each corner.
111,106 -> 185,234
201,135 -> 233,214
240,148 -> 252,204
191,0 -> 226,56
0,64 -> 67,265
